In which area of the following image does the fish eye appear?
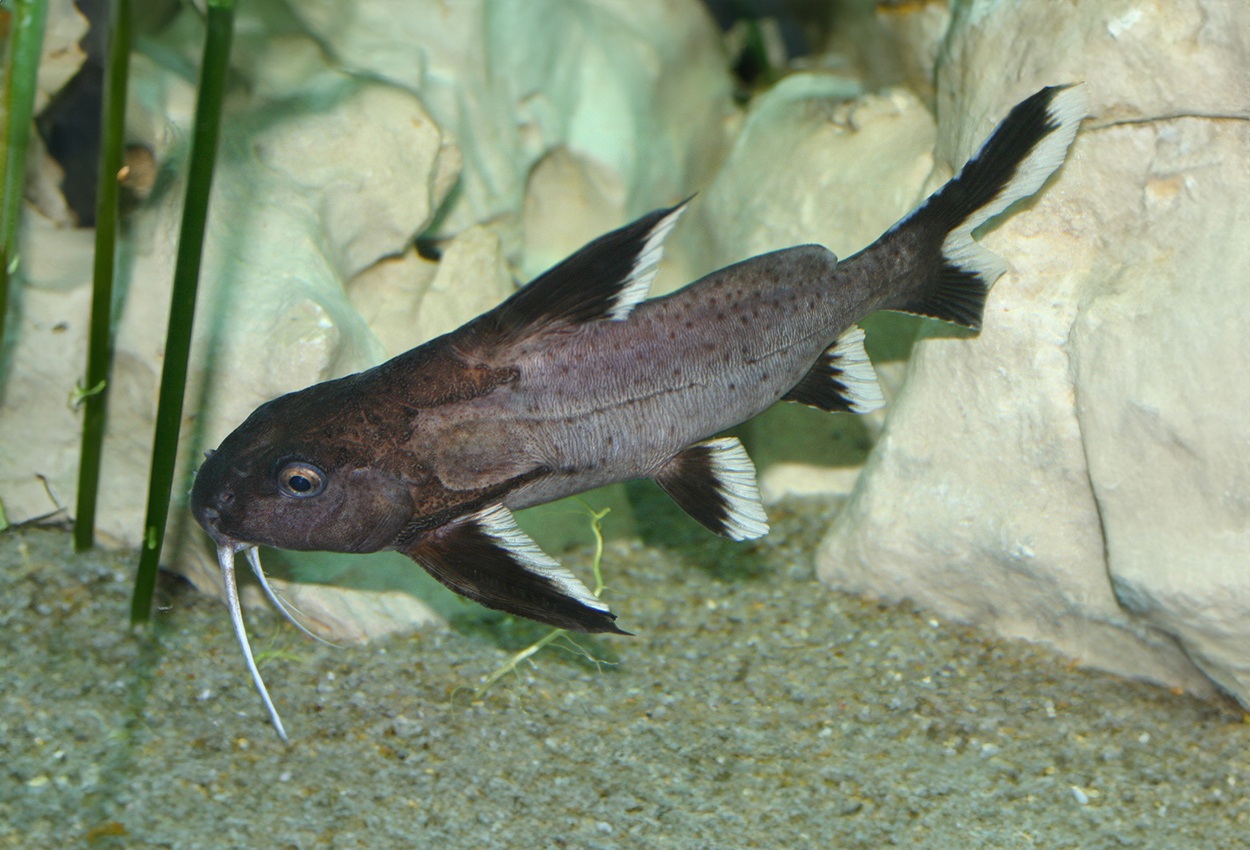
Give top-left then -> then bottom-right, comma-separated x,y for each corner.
277,462 -> 326,498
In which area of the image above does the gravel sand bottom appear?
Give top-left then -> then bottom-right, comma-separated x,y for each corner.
3,507 -> 1248,849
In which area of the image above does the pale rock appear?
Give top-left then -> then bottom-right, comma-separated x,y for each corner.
0,210 -> 101,524
27,133 -> 76,227
760,464 -> 863,506
818,0 -> 1249,703
237,33 -> 330,104
249,82 -> 460,282
875,0 -> 951,98
347,222 -> 518,361
347,249 -> 439,360
678,74 -> 933,275
239,579 -> 446,644
124,51 -> 199,160
520,146 -> 627,282
20,199 -> 95,290
289,0 -> 736,235
17,0 -> 88,228
1070,117 -> 1250,702
934,0 -> 1249,136
34,0 -> 88,112
809,0 -> 916,93
413,226 -> 516,345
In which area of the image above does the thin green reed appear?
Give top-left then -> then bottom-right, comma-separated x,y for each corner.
0,0 -> 48,358
132,0 -> 236,624
74,0 -> 133,552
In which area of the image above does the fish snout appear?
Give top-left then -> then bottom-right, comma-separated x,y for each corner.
190,475 -> 237,537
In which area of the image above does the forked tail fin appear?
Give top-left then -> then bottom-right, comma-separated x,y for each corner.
876,84 -> 1089,329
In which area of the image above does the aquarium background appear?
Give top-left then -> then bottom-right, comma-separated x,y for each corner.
1,0 -> 1248,846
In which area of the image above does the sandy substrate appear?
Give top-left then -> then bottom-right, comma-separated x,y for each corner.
3,505 -> 1248,849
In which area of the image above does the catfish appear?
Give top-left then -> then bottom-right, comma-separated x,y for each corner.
190,84 -> 1089,739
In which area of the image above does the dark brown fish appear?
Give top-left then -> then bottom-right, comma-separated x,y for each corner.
190,84 -> 1088,739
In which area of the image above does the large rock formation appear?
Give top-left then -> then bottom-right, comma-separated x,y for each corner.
817,0 -> 1250,704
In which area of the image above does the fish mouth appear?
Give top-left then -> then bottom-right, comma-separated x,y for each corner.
190,485 -> 236,544
211,537 -> 336,743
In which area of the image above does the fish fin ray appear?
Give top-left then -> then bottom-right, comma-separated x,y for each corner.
401,504 -> 627,634
483,199 -> 690,339
782,325 -> 884,414
886,84 -> 1088,329
654,437 -> 769,541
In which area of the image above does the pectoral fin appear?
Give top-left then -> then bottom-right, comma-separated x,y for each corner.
654,437 -> 769,541
401,504 -> 627,634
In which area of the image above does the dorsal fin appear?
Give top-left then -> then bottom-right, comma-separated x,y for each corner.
480,199 -> 690,341
653,437 -> 769,541
782,325 -> 884,414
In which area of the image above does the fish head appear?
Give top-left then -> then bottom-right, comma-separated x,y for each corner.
190,382 -> 417,554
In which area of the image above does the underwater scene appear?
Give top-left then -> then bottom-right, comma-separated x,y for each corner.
1,0 -> 1247,847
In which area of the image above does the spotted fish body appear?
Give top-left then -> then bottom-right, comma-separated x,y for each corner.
191,85 -> 1089,739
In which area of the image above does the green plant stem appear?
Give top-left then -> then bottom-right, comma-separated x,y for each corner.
0,0 -> 48,359
74,0 -> 132,552
131,0 -> 235,624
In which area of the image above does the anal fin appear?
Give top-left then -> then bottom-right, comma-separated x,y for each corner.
401,504 -> 626,634
782,325 -> 884,414
654,437 -> 769,541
